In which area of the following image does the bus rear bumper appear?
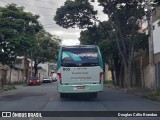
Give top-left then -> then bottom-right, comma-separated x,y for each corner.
58,84 -> 103,93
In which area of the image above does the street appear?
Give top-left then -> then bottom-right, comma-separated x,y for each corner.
0,83 -> 160,120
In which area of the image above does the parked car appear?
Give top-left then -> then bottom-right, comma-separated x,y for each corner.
28,77 -> 41,86
42,77 -> 52,83
51,73 -> 57,82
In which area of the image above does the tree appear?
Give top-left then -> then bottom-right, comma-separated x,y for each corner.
54,0 -> 97,29
97,0 -> 148,87
79,21 -> 121,85
31,29 -> 60,77
0,4 -> 42,65
54,0 -> 155,88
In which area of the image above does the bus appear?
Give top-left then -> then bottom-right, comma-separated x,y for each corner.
56,45 -> 104,98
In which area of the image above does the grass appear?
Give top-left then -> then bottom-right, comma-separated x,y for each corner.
104,80 -> 113,84
147,92 -> 160,101
0,81 -> 28,92
2,85 -> 16,91
1,81 -> 26,91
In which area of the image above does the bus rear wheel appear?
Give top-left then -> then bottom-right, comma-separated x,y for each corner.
90,92 -> 97,98
60,93 -> 66,98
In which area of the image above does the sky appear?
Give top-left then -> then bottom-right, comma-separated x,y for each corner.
0,0 -> 108,46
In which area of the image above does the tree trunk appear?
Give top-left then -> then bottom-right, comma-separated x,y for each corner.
124,62 -> 132,88
9,68 -> 12,84
34,59 -> 38,77
119,61 -> 124,88
111,69 -> 115,85
114,58 -> 121,86
34,64 -> 38,77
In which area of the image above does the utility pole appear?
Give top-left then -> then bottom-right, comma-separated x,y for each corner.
147,0 -> 156,91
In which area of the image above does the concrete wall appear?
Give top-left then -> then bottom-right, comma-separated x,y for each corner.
143,65 -> 154,89
155,52 -> 160,63
0,64 -> 9,86
0,57 -> 29,85
153,20 -> 160,54
6,68 -> 24,83
0,58 -> 50,85
132,50 -> 156,89
154,52 -> 160,90
38,69 -> 47,81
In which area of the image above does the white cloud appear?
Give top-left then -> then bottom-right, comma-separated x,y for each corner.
49,29 -> 81,40
62,39 -> 80,46
51,31 -> 63,36
91,0 -> 108,21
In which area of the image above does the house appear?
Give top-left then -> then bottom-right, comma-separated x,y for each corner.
28,61 -> 51,81
136,7 -> 160,90
28,66 -> 47,81
8,57 -> 29,83
153,20 -> 160,90
129,7 -> 160,90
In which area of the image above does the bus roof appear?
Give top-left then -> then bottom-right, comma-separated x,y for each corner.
61,45 -> 98,49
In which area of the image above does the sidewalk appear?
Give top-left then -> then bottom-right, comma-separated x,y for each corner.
124,87 -> 153,97
110,84 -> 160,102
0,84 -> 25,96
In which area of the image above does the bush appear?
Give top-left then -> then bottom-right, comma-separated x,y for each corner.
104,80 -> 113,84
2,85 -> 16,91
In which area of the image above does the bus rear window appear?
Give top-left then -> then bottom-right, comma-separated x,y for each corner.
61,48 -> 99,67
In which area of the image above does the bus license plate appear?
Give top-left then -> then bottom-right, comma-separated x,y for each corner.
76,86 -> 85,89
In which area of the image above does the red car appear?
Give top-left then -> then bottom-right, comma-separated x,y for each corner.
28,77 -> 41,86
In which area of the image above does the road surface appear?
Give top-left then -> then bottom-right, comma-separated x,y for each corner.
0,82 -> 160,120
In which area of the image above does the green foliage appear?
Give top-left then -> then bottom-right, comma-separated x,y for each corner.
31,29 -> 60,76
80,25 -> 105,45
147,92 -> 160,101
134,33 -> 148,51
104,80 -> 113,85
54,0 -> 97,29
155,0 -> 160,6
32,29 -> 60,63
2,85 -> 16,91
0,4 -> 42,65
54,0 -> 157,87
80,21 -> 112,45
55,0 -> 150,61
79,21 -> 120,71
97,1 -> 150,87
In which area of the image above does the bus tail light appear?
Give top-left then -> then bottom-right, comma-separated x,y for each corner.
100,72 -> 103,83
57,73 -> 62,84
57,73 -> 62,79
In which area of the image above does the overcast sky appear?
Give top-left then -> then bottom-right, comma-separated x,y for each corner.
0,0 -> 108,45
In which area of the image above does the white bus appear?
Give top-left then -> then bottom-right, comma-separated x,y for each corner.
56,45 -> 103,98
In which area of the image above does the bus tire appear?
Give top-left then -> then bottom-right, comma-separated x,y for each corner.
60,93 -> 65,98
91,92 -> 97,98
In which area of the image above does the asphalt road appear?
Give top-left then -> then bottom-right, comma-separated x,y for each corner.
0,82 -> 160,120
